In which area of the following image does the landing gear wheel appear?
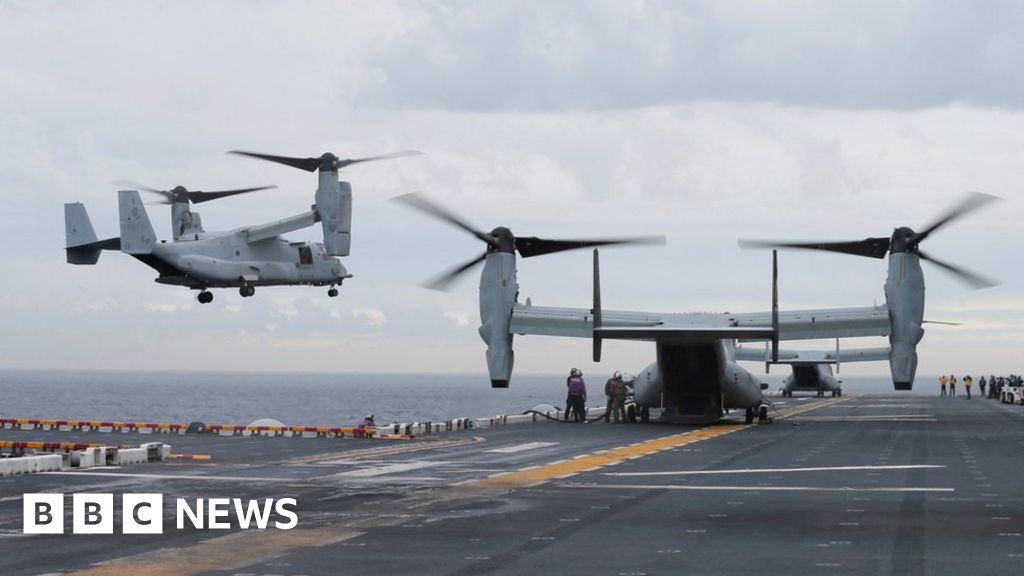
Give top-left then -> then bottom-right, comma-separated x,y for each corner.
831,389 -> 837,398
758,405 -> 769,422
328,287 -> 339,297
627,405 -> 637,423
239,285 -> 255,297
640,406 -> 650,423
745,407 -> 755,424
838,388 -> 843,397
197,291 -> 213,304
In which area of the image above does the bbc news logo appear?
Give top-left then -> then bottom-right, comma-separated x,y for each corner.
23,494 -> 298,534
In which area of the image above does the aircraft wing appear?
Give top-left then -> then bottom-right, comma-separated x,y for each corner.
733,346 -> 891,364
509,302 -> 890,342
244,211 -> 319,243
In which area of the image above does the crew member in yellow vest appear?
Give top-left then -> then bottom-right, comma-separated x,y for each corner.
964,374 -> 973,399
949,374 -> 957,397
940,375 -> 948,397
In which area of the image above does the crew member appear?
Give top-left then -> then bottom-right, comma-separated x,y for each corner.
604,371 -> 622,422
979,376 -> 987,398
949,374 -> 957,397
360,414 -> 375,428
609,373 -> 628,423
940,374 -> 948,397
565,368 -> 588,423
964,374 -> 973,399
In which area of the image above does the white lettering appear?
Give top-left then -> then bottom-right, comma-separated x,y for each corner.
176,498 -> 203,530
274,498 -> 298,530
208,498 -> 231,529
232,498 -> 273,530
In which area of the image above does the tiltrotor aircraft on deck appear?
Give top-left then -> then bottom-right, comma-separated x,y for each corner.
64,149 -> 419,303
397,192 -> 998,425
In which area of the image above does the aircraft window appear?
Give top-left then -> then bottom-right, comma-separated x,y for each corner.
298,245 -> 313,265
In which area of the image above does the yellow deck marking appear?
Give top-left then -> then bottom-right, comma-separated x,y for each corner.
70,527 -> 363,576
773,395 -> 855,419
469,425 -> 743,489
469,396 -> 854,489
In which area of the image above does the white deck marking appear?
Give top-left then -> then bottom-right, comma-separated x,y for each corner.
829,404 -> 929,409
604,464 -> 944,477
328,461 -> 441,478
562,483 -> 954,493
43,471 -> 299,482
794,415 -> 936,422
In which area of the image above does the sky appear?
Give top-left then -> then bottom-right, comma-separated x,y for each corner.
1,0 -> 1022,382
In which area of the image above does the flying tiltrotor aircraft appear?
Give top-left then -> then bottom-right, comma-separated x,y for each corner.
396,192 -> 998,425
64,149 -> 420,303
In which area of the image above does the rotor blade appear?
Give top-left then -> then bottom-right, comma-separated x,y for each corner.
738,237 -> 891,259
336,150 -> 424,169
917,250 -> 998,290
423,252 -> 488,291
111,179 -> 165,194
113,180 -> 172,204
913,192 -> 1001,245
392,193 -> 495,246
188,185 -> 278,204
228,150 -> 320,172
514,235 -> 666,258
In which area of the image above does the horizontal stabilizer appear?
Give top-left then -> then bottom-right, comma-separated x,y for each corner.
65,202 -> 120,264
595,325 -> 774,342
735,346 -> 890,364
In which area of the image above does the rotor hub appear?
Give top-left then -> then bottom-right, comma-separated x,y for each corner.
488,227 -> 516,253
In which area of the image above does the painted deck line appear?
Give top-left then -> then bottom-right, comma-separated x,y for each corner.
467,425 -> 744,489
69,527 -> 364,576
43,471 -> 300,483
326,461 -> 441,478
486,441 -> 559,453
467,397 -> 852,489
563,483 -> 956,493
604,464 -> 945,477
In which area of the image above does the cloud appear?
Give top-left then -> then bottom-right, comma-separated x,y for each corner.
362,0 -> 1024,111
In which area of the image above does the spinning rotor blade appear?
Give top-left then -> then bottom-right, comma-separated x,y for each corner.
187,185 -> 277,204
336,150 -> 424,169
917,249 -> 998,290
514,235 -> 666,258
911,192 -> 1001,247
112,180 -> 173,204
423,252 -> 488,291
229,149 -> 423,172
738,238 -> 891,260
228,151 -> 321,172
392,193 -> 496,246
113,180 -> 276,205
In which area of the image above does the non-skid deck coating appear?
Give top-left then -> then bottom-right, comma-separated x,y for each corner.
1,395 -> 1023,575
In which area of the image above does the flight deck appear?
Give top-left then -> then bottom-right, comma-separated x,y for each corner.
1,394 -> 1023,575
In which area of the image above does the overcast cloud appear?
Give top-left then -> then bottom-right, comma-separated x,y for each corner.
0,1 -> 1021,381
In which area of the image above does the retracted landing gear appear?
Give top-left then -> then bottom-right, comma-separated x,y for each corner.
327,286 -> 339,297
239,284 -> 255,297
197,290 -> 213,304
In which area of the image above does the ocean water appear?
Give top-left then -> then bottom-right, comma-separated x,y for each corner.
0,369 -> 937,427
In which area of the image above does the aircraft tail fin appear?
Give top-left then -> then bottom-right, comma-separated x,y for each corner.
118,190 -> 157,254
64,202 -> 120,264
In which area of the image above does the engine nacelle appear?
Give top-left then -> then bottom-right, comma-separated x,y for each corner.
479,252 -> 517,388
316,173 -> 352,257
884,252 -> 925,389
633,361 -> 663,408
